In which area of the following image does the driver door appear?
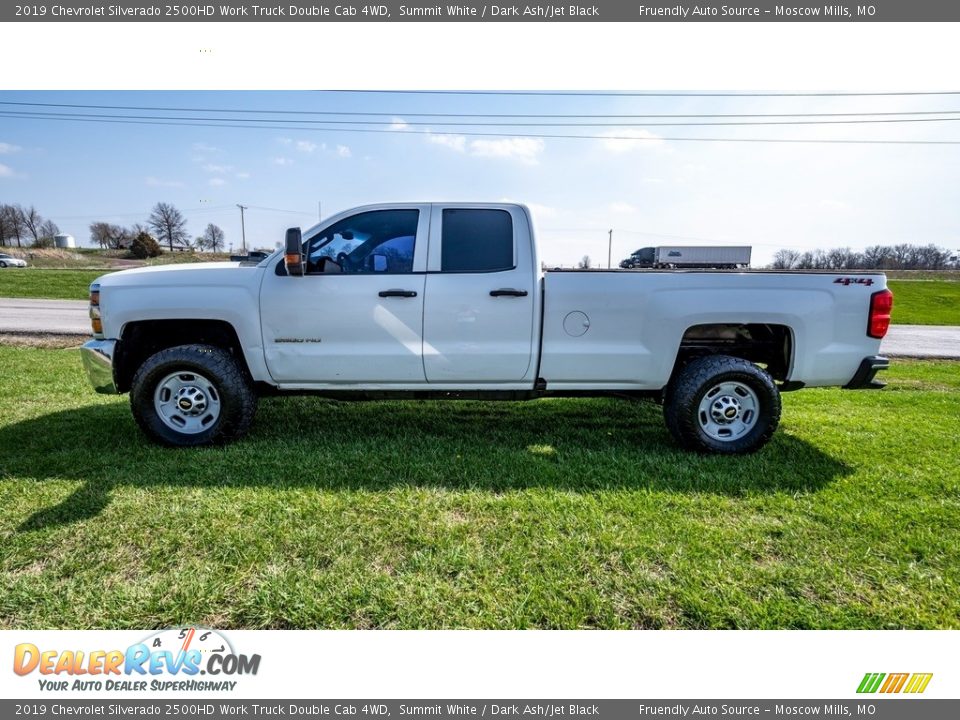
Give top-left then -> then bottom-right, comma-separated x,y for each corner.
260,205 -> 430,386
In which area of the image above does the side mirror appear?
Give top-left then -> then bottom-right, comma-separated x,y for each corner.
372,254 -> 388,272
284,228 -> 303,276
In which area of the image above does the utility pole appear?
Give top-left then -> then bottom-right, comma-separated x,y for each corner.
608,229 -> 613,269
318,201 -> 322,221
236,204 -> 247,253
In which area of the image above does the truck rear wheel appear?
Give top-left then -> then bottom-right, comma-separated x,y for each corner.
663,354 -> 780,454
130,344 -> 257,447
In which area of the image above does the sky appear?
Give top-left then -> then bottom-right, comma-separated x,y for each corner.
0,89 -> 958,267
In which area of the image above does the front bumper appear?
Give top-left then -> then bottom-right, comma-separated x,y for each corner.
80,339 -> 119,394
843,355 -> 889,390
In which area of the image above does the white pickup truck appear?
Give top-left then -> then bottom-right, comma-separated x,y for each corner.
80,202 -> 892,454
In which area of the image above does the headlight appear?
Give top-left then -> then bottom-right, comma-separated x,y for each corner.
89,283 -> 103,338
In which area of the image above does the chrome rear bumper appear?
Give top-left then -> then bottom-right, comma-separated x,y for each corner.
80,339 -> 118,394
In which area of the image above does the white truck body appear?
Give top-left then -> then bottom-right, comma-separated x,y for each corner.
81,202 -> 892,453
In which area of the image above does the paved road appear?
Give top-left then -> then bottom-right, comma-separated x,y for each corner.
0,297 -> 958,358
0,298 -> 90,335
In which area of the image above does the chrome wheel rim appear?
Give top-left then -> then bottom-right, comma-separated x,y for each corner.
153,371 -> 221,435
697,381 -> 759,442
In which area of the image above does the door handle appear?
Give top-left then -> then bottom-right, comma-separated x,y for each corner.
490,288 -> 528,297
379,289 -> 418,298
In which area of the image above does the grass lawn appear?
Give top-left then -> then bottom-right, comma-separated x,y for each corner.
0,347 -> 957,629
887,279 -> 960,326
0,269 -> 108,300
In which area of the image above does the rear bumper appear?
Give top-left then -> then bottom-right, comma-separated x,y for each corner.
80,339 -> 119,394
843,355 -> 889,390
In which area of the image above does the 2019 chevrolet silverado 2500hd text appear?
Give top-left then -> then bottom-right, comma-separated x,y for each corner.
80,202 -> 892,454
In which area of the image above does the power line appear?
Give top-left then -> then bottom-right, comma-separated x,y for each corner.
4,100 -> 960,120
331,89 -> 960,98
3,111 -> 960,145
51,205 -> 235,220
246,205 -> 316,216
6,109 -> 960,128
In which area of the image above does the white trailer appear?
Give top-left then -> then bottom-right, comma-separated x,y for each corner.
653,246 -> 752,268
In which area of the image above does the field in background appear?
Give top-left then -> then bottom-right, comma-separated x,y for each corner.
886,279 -> 960,325
0,247 -> 231,270
0,348 -> 957,629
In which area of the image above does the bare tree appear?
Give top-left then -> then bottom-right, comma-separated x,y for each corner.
2,204 -> 26,247
862,245 -> 892,269
0,205 -> 13,246
148,202 -> 189,251
19,205 -> 44,245
37,219 -> 60,247
90,221 -> 132,250
577,255 -> 592,269
771,248 -> 801,269
200,223 -> 225,252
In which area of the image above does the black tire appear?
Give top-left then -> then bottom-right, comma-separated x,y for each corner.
663,354 -> 781,455
130,344 -> 257,447
0,262 -> 7,268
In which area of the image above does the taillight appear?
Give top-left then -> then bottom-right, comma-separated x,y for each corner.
868,289 -> 893,339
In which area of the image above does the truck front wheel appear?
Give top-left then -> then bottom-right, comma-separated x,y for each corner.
130,344 -> 257,447
663,354 -> 781,454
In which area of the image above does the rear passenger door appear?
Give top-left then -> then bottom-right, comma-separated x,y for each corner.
422,205 -> 536,384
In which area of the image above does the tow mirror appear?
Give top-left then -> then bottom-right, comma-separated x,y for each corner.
284,228 -> 303,276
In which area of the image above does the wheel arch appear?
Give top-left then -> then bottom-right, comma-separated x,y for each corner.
114,319 -> 251,393
672,322 -> 794,384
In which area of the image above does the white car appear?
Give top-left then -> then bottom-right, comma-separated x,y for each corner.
0,252 -> 27,268
80,202 -> 892,454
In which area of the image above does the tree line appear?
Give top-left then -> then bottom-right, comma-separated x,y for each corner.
770,243 -> 957,270
0,204 -> 60,247
0,201 -> 226,255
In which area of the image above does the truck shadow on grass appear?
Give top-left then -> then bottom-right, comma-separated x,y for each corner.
4,396 -> 852,533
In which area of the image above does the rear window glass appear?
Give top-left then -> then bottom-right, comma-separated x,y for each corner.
441,209 -> 514,273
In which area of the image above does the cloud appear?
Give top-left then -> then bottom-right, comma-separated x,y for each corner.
208,177 -> 226,187
192,142 -> 220,153
0,143 -> 21,155
599,129 -> 665,152
277,137 -> 293,146
609,202 -> 638,214
273,157 -> 294,166
235,171 -> 251,180
0,163 -> 13,178
428,133 -> 545,164
203,163 -> 233,174
428,133 -> 467,152
145,176 -> 184,188
296,140 -> 317,153
336,145 -> 352,158
501,198 -> 557,220
470,137 -> 544,164
389,117 -> 410,131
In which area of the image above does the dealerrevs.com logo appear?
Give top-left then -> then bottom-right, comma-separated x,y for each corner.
13,627 -> 261,693
857,673 -> 933,694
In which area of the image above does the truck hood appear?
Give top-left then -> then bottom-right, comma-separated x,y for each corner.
95,260 -> 270,289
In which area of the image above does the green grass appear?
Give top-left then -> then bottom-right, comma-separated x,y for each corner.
0,269 -> 107,300
888,280 -> 960,326
0,348 -> 958,629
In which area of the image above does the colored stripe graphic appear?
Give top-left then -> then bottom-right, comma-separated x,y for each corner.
904,673 -> 934,694
857,672 -> 932,694
880,673 -> 909,693
857,673 -> 885,693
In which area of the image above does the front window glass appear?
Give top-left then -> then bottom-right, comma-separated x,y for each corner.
305,209 -> 419,275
